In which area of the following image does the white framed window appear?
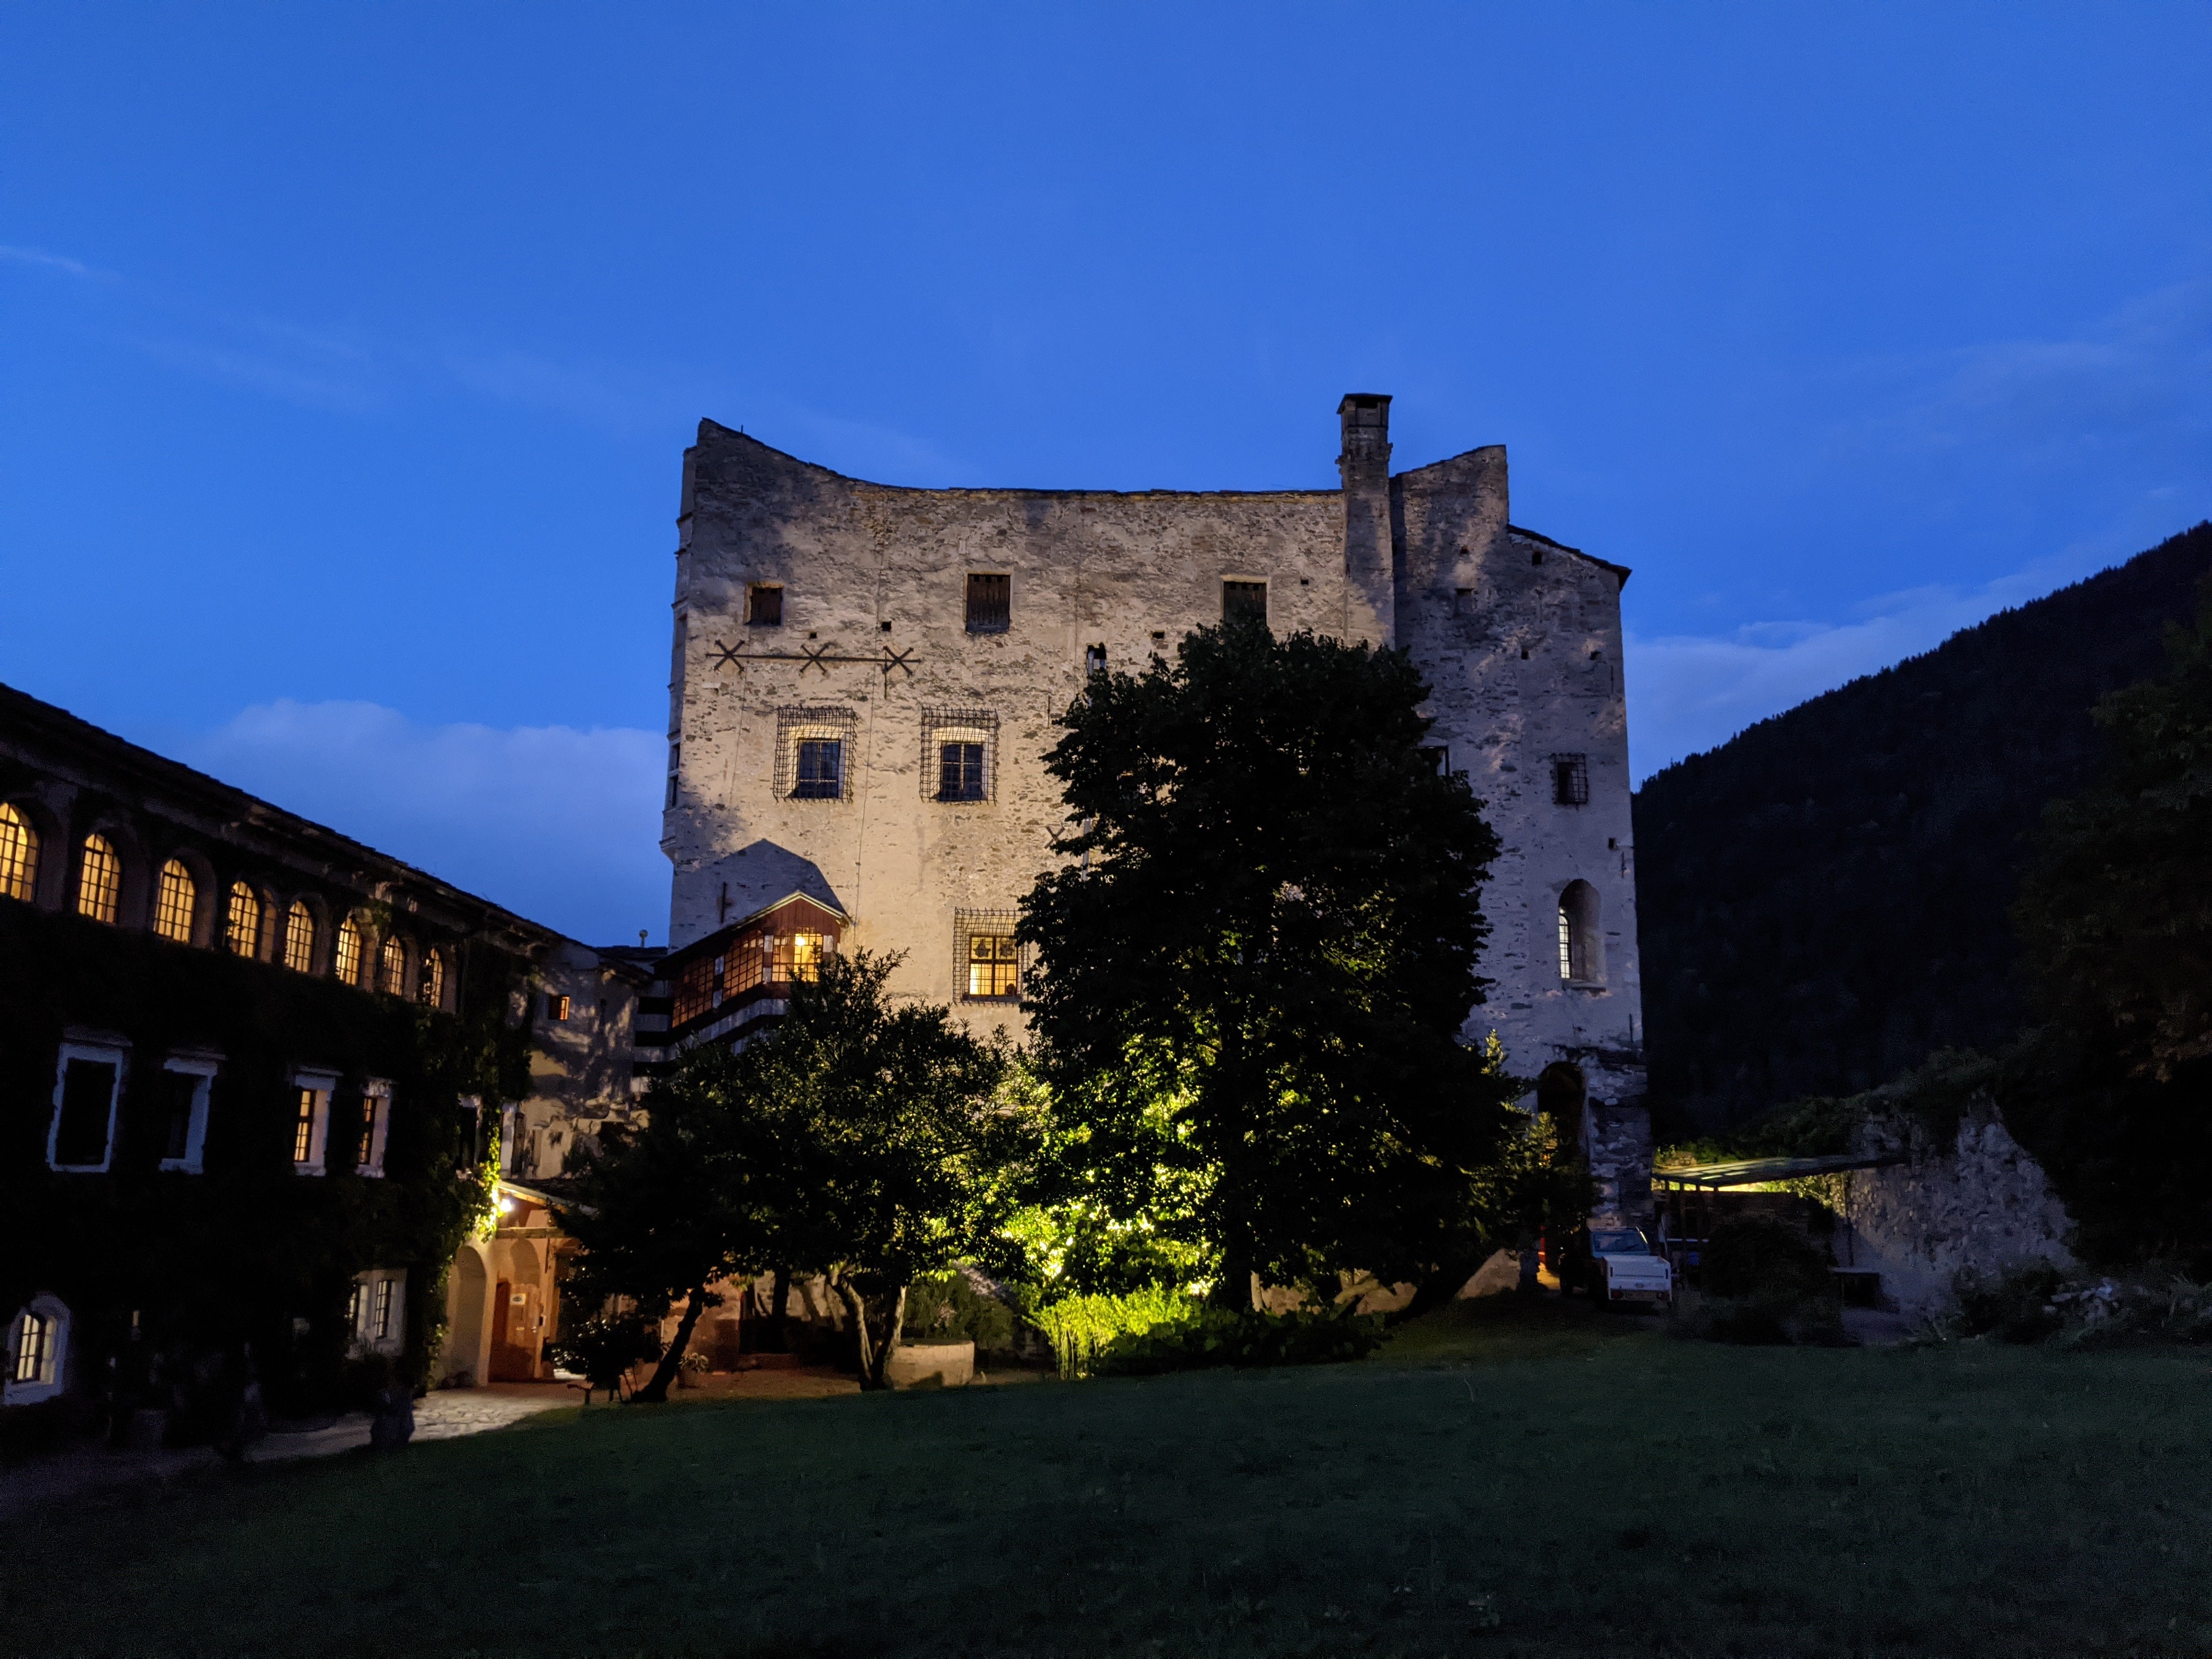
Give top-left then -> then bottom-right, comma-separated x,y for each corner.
159,1053 -> 219,1173
5,1294 -> 70,1405
290,1068 -> 338,1175
48,1041 -> 128,1172
354,1079 -> 393,1177
348,1269 -> 407,1357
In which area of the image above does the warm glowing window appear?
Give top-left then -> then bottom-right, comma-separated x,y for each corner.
335,917 -> 363,985
283,901 -> 315,973
76,835 -> 120,924
153,860 -> 196,943
379,936 -> 407,996
770,932 -> 827,982
967,933 -> 1020,999
292,1088 -> 319,1163
225,882 -> 261,957
0,804 -> 38,903
13,1312 -> 52,1385
373,1278 -> 396,1340
419,949 -> 444,1007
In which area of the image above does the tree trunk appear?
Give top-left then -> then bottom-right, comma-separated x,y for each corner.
631,1285 -> 712,1404
768,1266 -> 791,1353
832,1275 -> 909,1391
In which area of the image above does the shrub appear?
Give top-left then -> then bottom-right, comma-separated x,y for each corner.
1094,1306 -> 1385,1375
901,1270 -> 1019,1356
546,1311 -> 662,1402
1701,1215 -> 1834,1302
1029,1285 -> 1194,1378
1953,1261 -> 2066,1344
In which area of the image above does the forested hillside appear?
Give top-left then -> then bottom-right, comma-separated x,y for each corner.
1632,522 -> 2212,1133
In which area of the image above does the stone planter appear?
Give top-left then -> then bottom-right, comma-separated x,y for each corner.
884,1339 -> 974,1390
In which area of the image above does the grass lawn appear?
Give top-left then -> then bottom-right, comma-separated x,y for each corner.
8,1297 -> 2212,1657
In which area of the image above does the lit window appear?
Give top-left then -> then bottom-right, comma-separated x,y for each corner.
793,739 -> 842,799
13,1311 -> 50,1384
966,572 -> 1010,634
153,859 -> 196,943
373,1278 -> 396,1340
1551,754 -> 1589,806
48,1044 -> 126,1171
225,882 -> 261,957
770,932 -> 827,982
1558,881 -> 1601,984
545,992 -> 570,1022
1223,580 -> 1267,625
419,949 -> 444,1007
379,936 -> 407,996
76,834 -> 120,924
967,933 -> 1019,999
335,917 -> 363,986
356,1082 -> 391,1176
292,1088 -> 319,1163
0,803 -> 37,902
283,901 -> 315,973
938,742 -> 986,802
5,1296 -> 69,1404
290,1071 -> 336,1173
748,584 -> 783,627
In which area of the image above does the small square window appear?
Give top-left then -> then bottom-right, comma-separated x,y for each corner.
793,739 -> 843,799
748,585 -> 783,627
545,993 -> 571,1022
1551,754 -> 1589,806
967,573 -> 1011,634
1223,580 -> 1267,625
1419,746 -> 1451,776
1454,588 -> 1475,617
967,933 -> 1019,999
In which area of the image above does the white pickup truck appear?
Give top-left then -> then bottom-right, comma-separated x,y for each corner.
1585,1226 -> 1673,1310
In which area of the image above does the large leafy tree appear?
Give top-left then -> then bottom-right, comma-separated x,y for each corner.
1020,620 -> 1522,1313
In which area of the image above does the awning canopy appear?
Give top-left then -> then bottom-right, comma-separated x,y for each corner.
1654,1152 -> 1903,1190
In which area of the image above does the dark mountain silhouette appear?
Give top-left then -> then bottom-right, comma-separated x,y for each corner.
1632,522 -> 2212,1134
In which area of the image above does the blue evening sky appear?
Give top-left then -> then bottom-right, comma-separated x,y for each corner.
4,5 -> 2209,943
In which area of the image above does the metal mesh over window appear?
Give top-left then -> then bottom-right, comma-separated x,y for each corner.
154,860 -> 196,943
774,707 -> 859,800
955,909 -> 1024,1001
76,835 -> 120,924
966,573 -> 1010,634
922,708 -> 998,801
284,902 -> 316,973
225,882 -> 261,958
1550,754 -> 1589,806
1,804 -> 40,903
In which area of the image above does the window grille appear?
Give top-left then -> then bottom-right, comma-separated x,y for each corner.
76,835 -> 120,924
13,1313 -> 49,1386
774,707 -> 858,800
1550,753 -> 1589,806
1222,580 -> 1268,625
154,860 -> 196,943
954,909 -> 1023,1001
921,708 -> 998,802
966,573 -> 1010,634
748,584 -> 783,627
335,917 -> 364,986
225,882 -> 261,958
771,931 -> 827,982
292,1088 -> 319,1164
373,1278 -> 396,1340
419,949 -> 444,1007
283,901 -> 315,973
379,935 -> 407,996
0,804 -> 37,902
671,953 -> 716,1026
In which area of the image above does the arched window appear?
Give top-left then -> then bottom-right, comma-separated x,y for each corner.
225,882 -> 262,958
76,835 -> 121,924
379,935 -> 407,997
283,901 -> 316,973
1558,881 -> 1601,984
419,948 -> 445,1008
0,804 -> 38,903
153,859 -> 197,943
335,916 -> 364,986
5,1294 -> 70,1406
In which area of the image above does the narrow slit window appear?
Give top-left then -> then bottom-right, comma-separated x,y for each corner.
225,882 -> 261,958
966,573 -> 1011,634
154,860 -> 196,943
76,835 -> 120,924
0,803 -> 37,902
1222,580 -> 1268,625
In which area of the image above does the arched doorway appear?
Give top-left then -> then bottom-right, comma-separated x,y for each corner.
488,1239 -> 546,1381
443,1243 -> 492,1387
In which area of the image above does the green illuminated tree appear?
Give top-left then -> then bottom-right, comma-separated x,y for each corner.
1020,620 -> 1524,1314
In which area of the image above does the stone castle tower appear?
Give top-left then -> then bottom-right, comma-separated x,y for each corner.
656,396 -> 1650,1217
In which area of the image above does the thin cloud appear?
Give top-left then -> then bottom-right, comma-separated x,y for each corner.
0,242 -> 115,280
177,701 -> 668,946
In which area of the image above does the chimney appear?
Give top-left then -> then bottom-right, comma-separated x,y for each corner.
1337,394 -> 1395,648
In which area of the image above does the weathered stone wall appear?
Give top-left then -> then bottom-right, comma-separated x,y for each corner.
1840,1110 -> 2075,1318
661,399 -> 1646,1103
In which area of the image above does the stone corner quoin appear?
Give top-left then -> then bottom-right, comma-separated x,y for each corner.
658,393 -> 1651,1220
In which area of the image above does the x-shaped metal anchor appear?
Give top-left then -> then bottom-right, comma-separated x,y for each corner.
880,646 -> 915,681
799,642 -> 834,676
709,642 -> 744,673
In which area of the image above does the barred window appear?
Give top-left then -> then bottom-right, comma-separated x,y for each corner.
335,917 -> 364,986
1223,580 -> 1268,624
379,936 -> 408,996
955,909 -> 1023,1001
283,901 -> 315,973
748,584 -> 783,627
154,859 -> 196,943
76,835 -> 120,924
1,803 -> 40,902
1550,754 -> 1589,806
419,949 -> 444,1007
225,882 -> 261,958
774,708 -> 859,801
966,573 -> 1010,634
922,708 -> 998,802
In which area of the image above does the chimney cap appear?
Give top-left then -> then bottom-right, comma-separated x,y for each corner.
1337,393 -> 1392,415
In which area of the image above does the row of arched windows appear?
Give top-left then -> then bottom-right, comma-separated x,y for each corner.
1,803 -> 447,1007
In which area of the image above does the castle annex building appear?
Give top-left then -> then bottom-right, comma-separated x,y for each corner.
658,396 -> 1650,1215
